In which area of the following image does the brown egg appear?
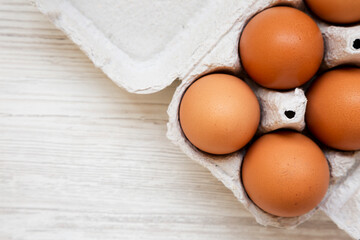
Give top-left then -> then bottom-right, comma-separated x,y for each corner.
179,74 -> 260,155
239,7 -> 324,90
305,0 -> 360,24
306,68 -> 360,151
241,131 -> 330,217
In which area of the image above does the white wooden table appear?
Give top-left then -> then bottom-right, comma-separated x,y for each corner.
0,1 -> 352,239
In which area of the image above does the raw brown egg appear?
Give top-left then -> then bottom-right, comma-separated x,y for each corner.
306,67 -> 360,151
179,74 -> 260,155
239,6 -> 324,90
305,0 -> 360,24
241,131 -> 330,217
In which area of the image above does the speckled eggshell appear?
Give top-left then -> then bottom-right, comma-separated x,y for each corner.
241,131 -> 330,217
306,67 -> 360,151
305,0 -> 360,24
239,6 -> 324,90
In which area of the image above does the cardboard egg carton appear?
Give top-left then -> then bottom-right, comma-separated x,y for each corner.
33,0 -> 360,238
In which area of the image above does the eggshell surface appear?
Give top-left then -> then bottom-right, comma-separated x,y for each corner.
179,74 -> 260,155
239,6 -> 324,90
241,131 -> 330,217
306,68 -> 360,151
305,0 -> 360,24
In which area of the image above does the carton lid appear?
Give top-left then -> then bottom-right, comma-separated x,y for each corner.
32,0 -> 252,94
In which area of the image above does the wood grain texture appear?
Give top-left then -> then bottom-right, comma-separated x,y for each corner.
0,1 -> 352,239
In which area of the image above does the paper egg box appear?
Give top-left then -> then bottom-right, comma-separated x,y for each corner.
32,0 -> 360,238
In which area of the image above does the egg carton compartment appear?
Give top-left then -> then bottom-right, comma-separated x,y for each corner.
166,0 -> 360,238
32,0 -> 360,238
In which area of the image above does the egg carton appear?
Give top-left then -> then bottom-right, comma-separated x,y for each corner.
32,0 -> 360,238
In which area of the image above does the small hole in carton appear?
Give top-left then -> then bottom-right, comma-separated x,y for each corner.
353,39 -> 360,50
284,110 -> 295,119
